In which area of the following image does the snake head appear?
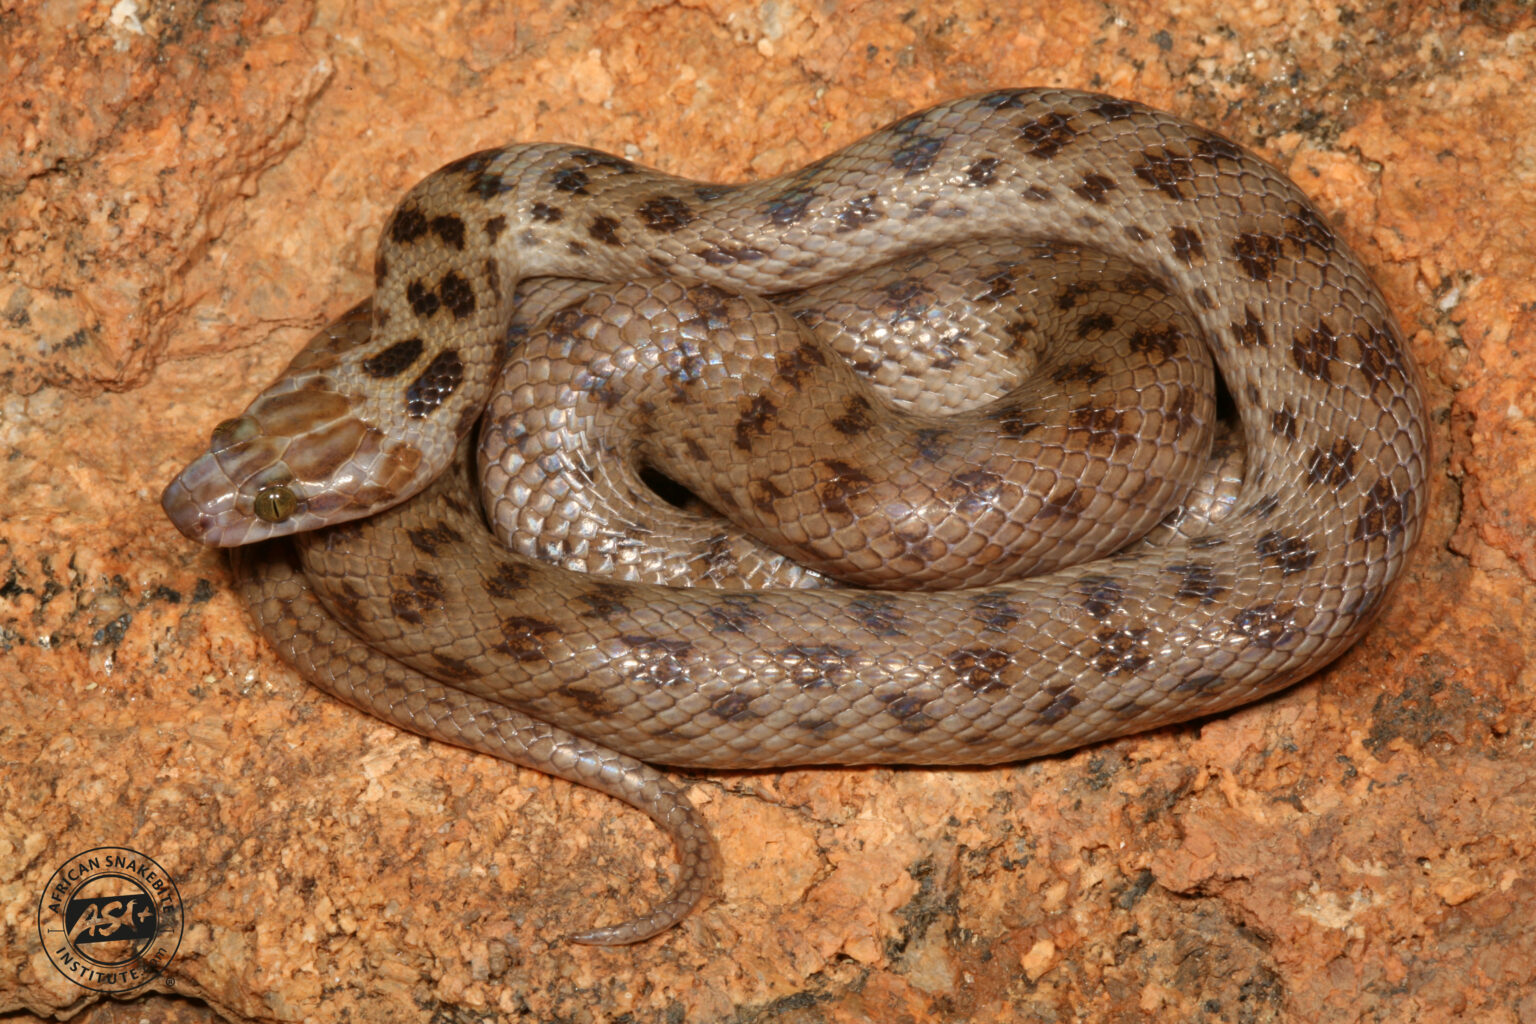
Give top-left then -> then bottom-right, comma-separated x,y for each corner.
161,381 -> 427,547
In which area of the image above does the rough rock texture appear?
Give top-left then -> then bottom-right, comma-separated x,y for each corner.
3,1 -> 1533,1021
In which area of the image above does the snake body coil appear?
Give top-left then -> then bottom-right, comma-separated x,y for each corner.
163,89 -> 1429,943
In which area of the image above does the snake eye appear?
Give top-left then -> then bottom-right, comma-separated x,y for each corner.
252,485 -> 298,523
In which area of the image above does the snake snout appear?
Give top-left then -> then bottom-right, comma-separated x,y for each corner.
161,457 -> 255,546
160,469 -> 227,544
161,450 -> 283,548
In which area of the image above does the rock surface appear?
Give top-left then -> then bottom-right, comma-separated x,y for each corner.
3,1 -> 1533,1021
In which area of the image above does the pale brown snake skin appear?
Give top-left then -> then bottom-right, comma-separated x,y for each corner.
162,89 -> 1429,944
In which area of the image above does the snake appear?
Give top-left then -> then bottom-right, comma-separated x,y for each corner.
161,88 -> 1429,944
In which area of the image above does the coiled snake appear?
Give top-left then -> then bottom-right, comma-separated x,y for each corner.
162,89 -> 1428,944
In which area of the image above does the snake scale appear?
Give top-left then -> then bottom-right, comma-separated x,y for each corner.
163,89 -> 1428,944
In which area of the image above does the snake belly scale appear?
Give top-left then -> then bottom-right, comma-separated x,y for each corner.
162,88 -> 1429,944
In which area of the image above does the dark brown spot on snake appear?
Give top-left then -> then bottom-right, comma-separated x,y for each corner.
361,338 -> 424,379
639,195 -> 696,231
405,349 -> 464,418
948,647 -> 1011,693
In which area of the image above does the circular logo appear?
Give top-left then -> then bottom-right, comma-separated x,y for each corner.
37,847 -> 183,992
